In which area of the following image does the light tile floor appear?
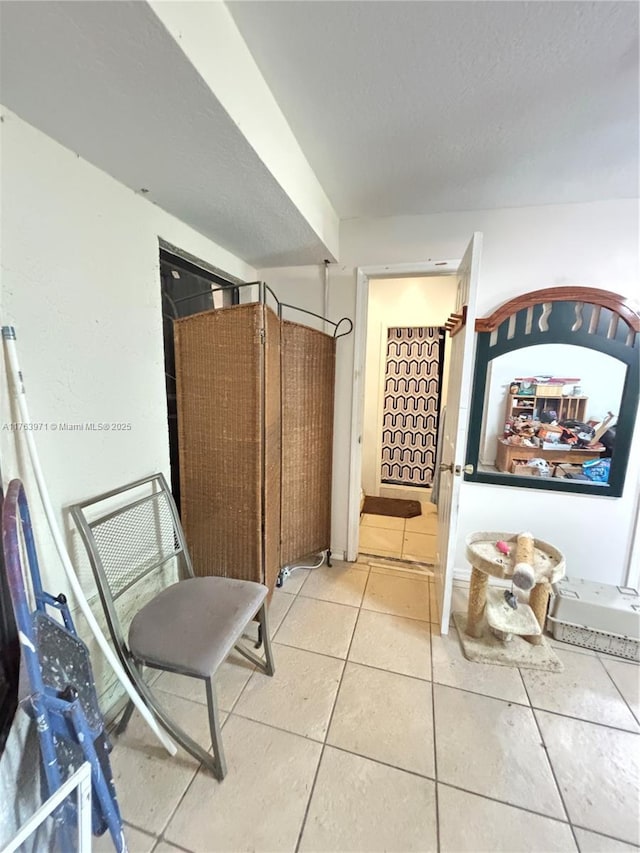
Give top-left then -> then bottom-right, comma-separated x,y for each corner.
103,563 -> 640,853
360,500 -> 437,562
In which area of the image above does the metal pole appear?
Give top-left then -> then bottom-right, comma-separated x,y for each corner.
77,761 -> 93,853
1,326 -> 176,757
323,260 -> 330,335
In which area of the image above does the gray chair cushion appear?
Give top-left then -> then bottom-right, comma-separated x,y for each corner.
128,576 -> 268,678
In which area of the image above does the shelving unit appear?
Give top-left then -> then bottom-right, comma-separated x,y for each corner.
495,439 -> 602,473
506,393 -> 588,423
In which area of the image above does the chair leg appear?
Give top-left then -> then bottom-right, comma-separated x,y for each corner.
124,661 -> 223,779
254,622 -> 263,650
233,602 -> 275,677
205,677 -> 227,781
259,602 -> 275,677
115,699 -> 135,735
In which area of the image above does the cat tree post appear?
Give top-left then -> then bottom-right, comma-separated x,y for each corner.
466,568 -> 489,638
527,581 -> 552,645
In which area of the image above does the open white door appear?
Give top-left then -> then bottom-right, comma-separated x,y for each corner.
434,232 -> 482,633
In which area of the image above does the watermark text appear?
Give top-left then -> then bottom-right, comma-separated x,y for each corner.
2,422 -> 133,432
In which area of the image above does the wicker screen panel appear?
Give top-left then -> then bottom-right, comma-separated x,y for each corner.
174,304 -> 263,582
263,306 -> 281,597
281,321 -> 335,565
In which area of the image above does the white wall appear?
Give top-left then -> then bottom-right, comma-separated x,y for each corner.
327,200 -> 640,587
0,105 -> 255,749
151,1 -> 339,260
0,106 -> 257,842
258,264 -> 327,330
361,276 -> 456,495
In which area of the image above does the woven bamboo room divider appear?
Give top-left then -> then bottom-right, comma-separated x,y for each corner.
280,321 -> 336,566
174,302 -> 281,595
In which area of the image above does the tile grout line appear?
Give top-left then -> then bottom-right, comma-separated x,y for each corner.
527,701 -> 640,736
126,759 -> 632,853
122,819 -> 159,846
154,759 -> 202,846
360,550 -> 435,569
290,554 -> 349,853
271,638 -> 432,677
596,653 -> 640,728
141,560 -> 639,851
116,561 -> 414,850
429,663 -> 640,737
152,601 -> 637,843
431,613 -> 441,853
227,708 -> 327,745
154,563 -> 319,845
283,561 -> 603,848
151,833 -> 194,853
570,822 -> 640,849
320,740 -> 437,783
150,600 -> 290,844
293,569 -> 368,853
436,779 -> 580,831
158,661 -> 640,738
596,650 -> 640,668
142,561 -> 581,850
519,673 -> 581,852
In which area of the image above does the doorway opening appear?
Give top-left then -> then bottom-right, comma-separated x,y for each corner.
159,247 -> 242,512
347,237 -> 483,634
358,274 -> 457,565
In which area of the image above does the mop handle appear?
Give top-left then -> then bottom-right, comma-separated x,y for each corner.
2,326 -> 176,756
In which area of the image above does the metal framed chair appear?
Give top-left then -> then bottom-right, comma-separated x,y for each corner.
70,473 -> 275,780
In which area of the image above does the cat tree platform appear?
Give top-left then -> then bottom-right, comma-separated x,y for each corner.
453,531 -> 566,671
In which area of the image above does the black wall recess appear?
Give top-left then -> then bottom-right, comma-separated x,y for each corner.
0,516 -> 19,755
160,249 -> 240,512
465,288 -> 640,497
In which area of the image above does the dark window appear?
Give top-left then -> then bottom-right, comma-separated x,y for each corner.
0,526 -> 19,755
160,249 -> 240,511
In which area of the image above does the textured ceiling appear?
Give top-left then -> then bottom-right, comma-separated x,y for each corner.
228,0 -> 639,219
0,1 -> 332,267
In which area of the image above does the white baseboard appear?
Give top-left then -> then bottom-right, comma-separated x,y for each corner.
453,568 -> 471,583
330,549 -> 346,561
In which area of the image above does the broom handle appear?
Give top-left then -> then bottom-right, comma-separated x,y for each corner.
2,326 -> 176,756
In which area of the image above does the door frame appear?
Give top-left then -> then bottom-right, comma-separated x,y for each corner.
347,260 -> 461,561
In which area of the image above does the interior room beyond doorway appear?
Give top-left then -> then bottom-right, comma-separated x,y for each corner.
358,274 -> 457,566
361,275 -> 457,505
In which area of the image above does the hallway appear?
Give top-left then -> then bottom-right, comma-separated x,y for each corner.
358,499 -> 437,563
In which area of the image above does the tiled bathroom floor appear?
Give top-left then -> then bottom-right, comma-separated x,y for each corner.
359,499 -> 437,562
100,560 -> 640,853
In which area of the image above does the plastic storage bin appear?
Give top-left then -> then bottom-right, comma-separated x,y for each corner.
547,577 -> 640,661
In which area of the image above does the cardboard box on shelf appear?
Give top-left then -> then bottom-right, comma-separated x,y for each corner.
510,462 -> 541,477
535,384 -> 565,397
554,463 -> 588,480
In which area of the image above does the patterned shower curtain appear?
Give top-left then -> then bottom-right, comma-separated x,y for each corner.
381,327 -> 445,487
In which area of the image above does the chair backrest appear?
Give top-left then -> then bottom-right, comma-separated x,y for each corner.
70,473 -> 194,653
